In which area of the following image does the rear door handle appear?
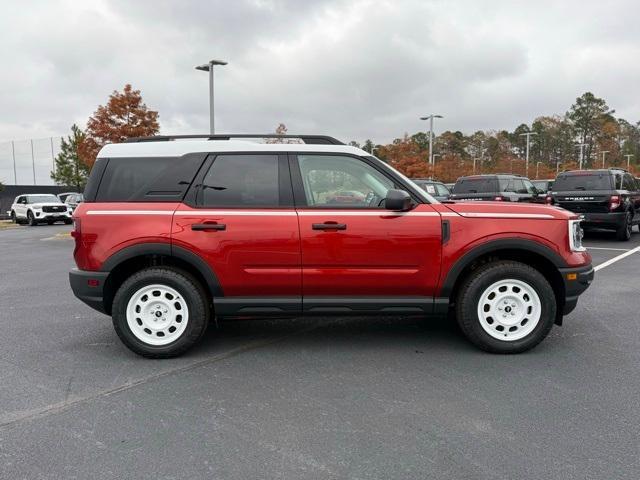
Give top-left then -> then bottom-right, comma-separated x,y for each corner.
312,222 -> 347,231
192,223 -> 226,231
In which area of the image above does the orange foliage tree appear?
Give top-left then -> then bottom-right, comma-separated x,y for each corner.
79,84 -> 160,167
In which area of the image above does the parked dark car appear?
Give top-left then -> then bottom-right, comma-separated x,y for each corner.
450,174 -> 543,203
412,179 -> 451,201
64,193 -> 84,212
549,169 -> 640,241
532,179 -> 554,193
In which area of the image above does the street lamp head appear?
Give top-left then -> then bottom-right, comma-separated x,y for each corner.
195,59 -> 228,71
420,114 -> 443,120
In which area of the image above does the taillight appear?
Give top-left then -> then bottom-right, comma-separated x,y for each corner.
545,195 -> 553,204
71,218 -> 81,239
609,195 -> 621,211
494,196 -> 504,201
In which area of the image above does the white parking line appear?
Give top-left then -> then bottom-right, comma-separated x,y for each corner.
594,246 -> 640,272
586,246 -> 632,252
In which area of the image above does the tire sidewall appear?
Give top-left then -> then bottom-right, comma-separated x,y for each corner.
458,263 -> 556,353
112,268 -> 208,357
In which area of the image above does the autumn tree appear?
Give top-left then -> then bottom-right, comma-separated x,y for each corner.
51,124 -> 90,190
566,92 -> 614,167
79,84 -> 159,166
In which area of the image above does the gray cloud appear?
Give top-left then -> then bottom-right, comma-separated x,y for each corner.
1,0 -> 639,183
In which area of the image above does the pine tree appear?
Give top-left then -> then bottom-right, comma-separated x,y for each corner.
51,124 -> 89,190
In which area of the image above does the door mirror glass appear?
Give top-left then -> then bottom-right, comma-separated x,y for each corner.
384,189 -> 412,211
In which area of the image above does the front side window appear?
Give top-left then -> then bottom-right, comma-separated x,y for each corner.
297,155 -> 394,207
199,154 -> 280,207
435,184 -> 450,196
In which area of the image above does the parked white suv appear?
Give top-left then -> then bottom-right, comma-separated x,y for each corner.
10,194 -> 73,226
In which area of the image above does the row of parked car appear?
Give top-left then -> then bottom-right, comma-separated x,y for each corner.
414,169 -> 640,241
8,192 -> 83,226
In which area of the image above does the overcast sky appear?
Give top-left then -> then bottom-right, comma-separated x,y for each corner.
1,0 -> 639,183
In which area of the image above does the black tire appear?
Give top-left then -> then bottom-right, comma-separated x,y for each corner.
10,211 -> 17,224
455,260 -> 556,354
27,210 -> 37,226
47,219 -> 54,225
64,219 -> 73,225
615,211 -> 632,241
112,267 -> 210,358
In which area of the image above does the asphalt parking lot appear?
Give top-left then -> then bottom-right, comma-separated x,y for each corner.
1,224 -> 639,479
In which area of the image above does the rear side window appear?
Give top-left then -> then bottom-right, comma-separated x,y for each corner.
199,154 -> 280,207
454,178 -> 496,193
95,155 -> 205,202
552,174 -> 613,191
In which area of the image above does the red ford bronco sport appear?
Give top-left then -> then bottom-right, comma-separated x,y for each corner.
69,134 -> 594,358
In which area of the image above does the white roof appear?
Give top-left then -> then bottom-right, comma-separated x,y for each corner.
98,140 -> 368,158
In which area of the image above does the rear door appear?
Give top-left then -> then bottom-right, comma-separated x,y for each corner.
172,153 -> 301,316
291,153 -> 442,313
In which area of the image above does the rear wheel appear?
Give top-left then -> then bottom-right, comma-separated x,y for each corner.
112,267 -> 209,358
616,211 -> 632,241
456,261 -> 556,353
64,219 -> 73,225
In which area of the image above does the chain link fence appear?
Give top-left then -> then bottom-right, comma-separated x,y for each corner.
0,137 -> 64,186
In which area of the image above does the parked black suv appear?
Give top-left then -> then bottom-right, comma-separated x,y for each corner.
550,169 -> 640,241
450,174 -> 543,203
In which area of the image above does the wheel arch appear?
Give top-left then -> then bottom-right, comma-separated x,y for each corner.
100,243 -> 223,315
441,239 -> 567,324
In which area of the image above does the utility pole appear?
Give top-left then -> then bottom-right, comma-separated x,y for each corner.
30,139 -> 36,185
420,114 -> 443,166
600,150 -> 609,168
624,154 -> 634,169
556,161 -> 561,174
195,59 -> 228,134
576,143 -> 588,169
11,140 -> 17,184
536,161 -> 542,179
519,131 -> 538,177
50,137 -> 55,175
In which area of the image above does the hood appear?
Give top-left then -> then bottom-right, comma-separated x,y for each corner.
31,202 -> 68,209
442,201 -> 575,220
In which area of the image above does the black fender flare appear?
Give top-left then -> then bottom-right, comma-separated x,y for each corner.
439,238 -> 567,298
100,242 -> 224,297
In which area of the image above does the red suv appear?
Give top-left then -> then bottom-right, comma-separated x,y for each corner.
70,134 -> 593,357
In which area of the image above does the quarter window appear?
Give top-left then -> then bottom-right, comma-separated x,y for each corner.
297,155 -> 394,207
199,154 -> 280,207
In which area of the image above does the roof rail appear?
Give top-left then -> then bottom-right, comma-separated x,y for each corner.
123,134 -> 345,145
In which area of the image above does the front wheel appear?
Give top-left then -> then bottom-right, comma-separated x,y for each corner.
112,267 -> 209,358
456,261 -> 556,353
10,211 -> 17,224
27,210 -> 37,226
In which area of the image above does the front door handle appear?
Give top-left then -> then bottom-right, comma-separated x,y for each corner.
192,223 -> 226,231
312,222 -> 347,231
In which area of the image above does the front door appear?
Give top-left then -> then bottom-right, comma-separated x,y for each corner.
291,154 -> 442,313
172,153 -> 301,316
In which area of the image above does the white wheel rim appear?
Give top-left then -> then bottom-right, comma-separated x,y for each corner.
476,279 -> 541,341
126,284 -> 189,346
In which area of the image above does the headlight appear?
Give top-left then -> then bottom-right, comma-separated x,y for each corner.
568,219 -> 585,252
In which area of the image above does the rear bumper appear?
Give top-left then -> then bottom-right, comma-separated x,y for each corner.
69,269 -> 109,314
581,211 -> 625,229
558,264 -> 594,315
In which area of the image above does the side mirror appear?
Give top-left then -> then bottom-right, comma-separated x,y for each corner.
384,189 -> 412,211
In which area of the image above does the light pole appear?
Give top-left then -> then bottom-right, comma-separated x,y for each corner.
536,161 -> 542,179
11,140 -> 16,184
625,154 -> 634,169
576,143 -> 588,169
432,154 -> 441,179
556,161 -> 562,174
195,59 -> 228,134
519,131 -> 538,177
599,150 -> 609,168
420,114 -> 443,166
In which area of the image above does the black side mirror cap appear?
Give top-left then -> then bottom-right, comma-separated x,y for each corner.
384,189 -> 412,211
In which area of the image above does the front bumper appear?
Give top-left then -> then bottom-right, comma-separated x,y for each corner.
581,212 -> 626,229
69,269 -> 109,314
34,210 -> 72,221
558,264 -> 594,315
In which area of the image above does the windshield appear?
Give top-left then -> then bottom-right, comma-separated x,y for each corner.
453,177 -> 496,194
552,174 -> 612,191
27,195 -> 60,204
